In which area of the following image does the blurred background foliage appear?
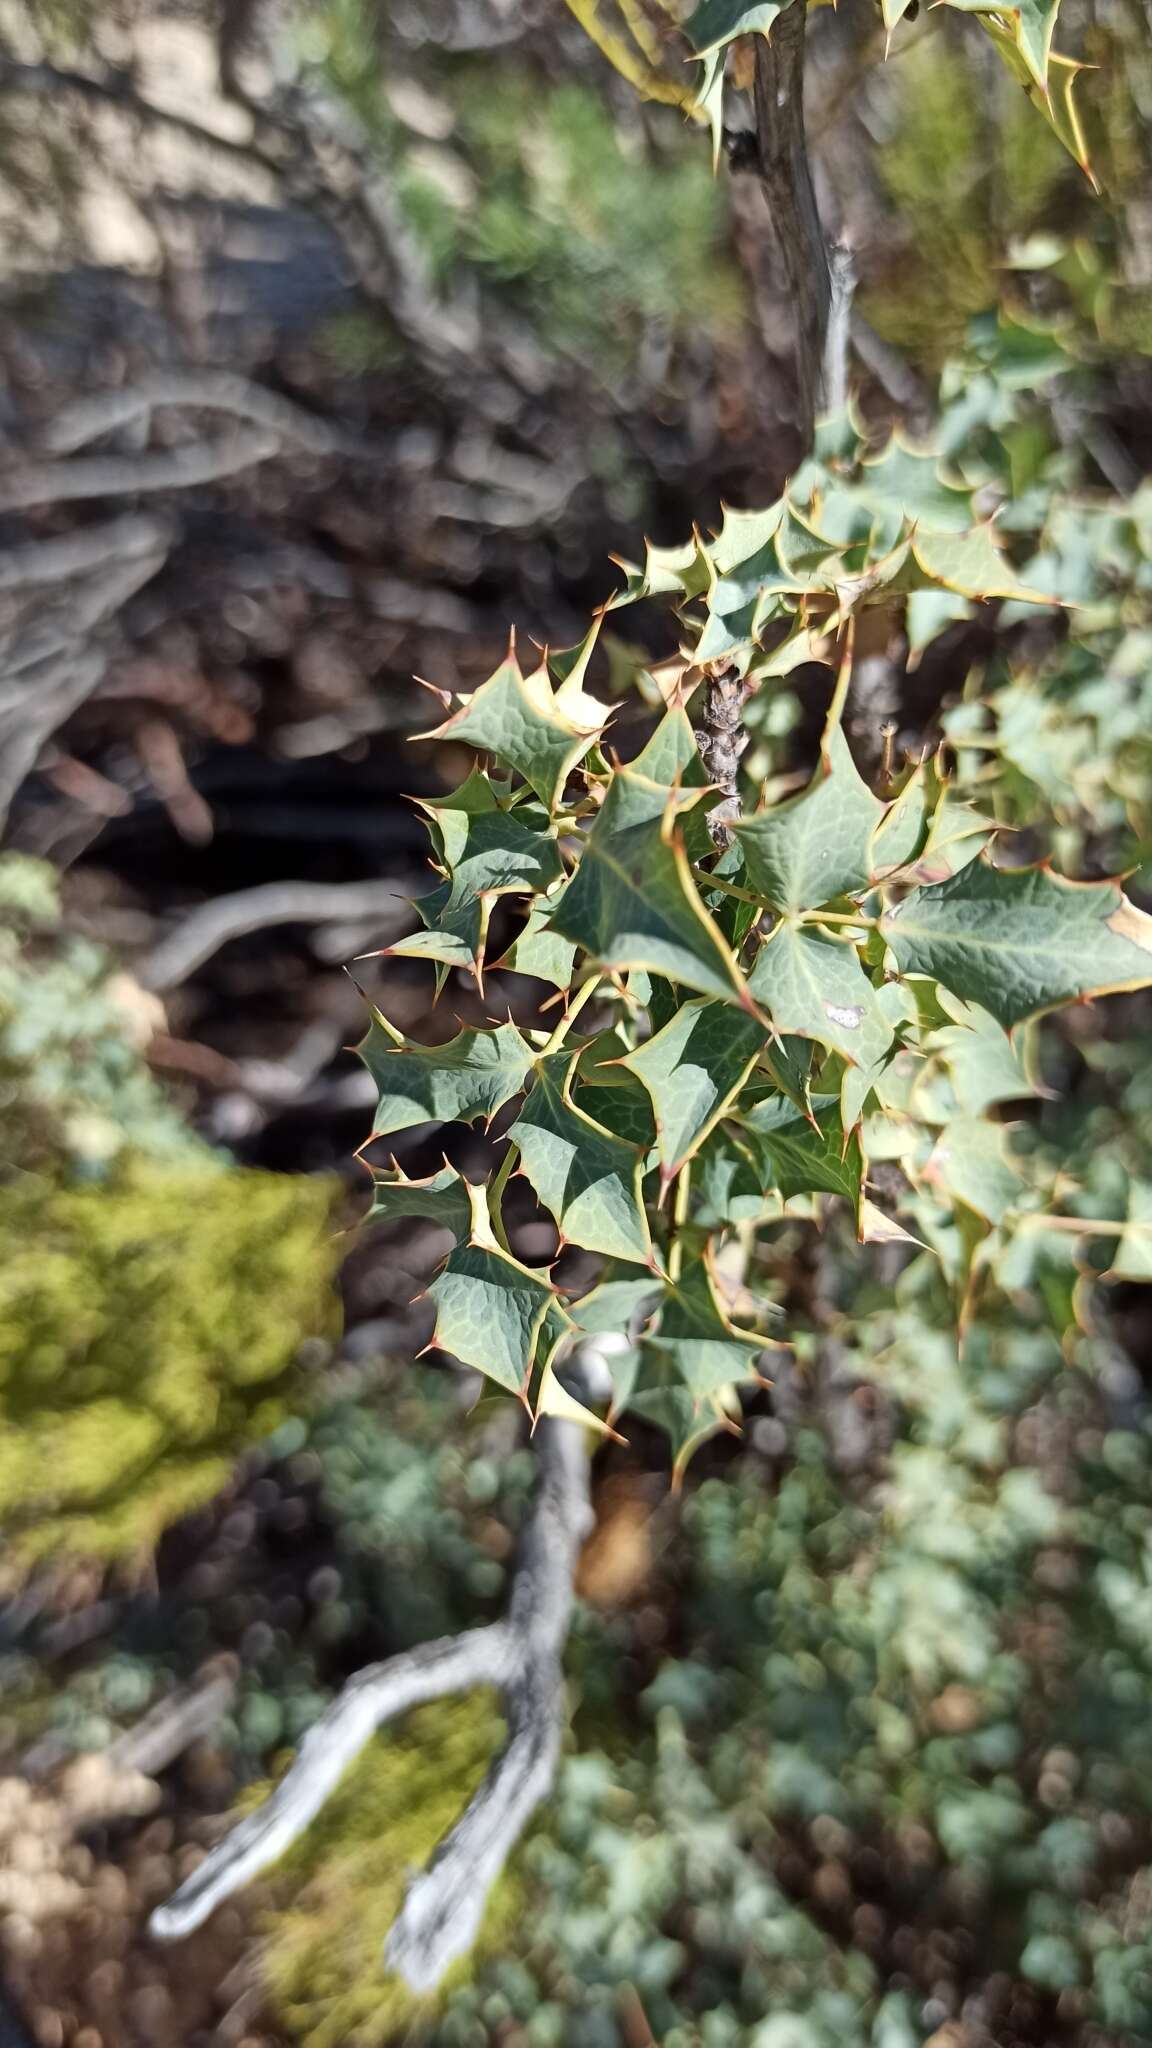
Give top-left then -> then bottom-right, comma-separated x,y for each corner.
1,0 -> 1152,2044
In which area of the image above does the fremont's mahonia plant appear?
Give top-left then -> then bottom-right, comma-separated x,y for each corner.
564,0 -> 1093,179
357,418 -> 1152,1474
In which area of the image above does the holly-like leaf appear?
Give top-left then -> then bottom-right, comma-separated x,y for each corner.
385,876 -> 486,988
743,1093 -> 864,1209
922,1115 -> 1024,1226
617,998 -> 765,1183
418,782 -> 562,901
624,1348 -> 742,1483
495,898 -> 579,989
906,588 -> 975,660
427,1242 -> 565,1394
735,720 -> 885,911
910,525 -> 1057,603
683,0 -> 790,54
975,17 -> 1092,175
855,439 -> 976,533
573,1033 -> 658,1149
647,1252 -> 776,1398
880,859 -> 1152,1032
510,1054 -> 654,1265
367,1165 -> 472,1240
358,1014 -> 534,1138
748,922 -> 895,1068
547,768 -> 753,1007
945,0 -> 1059,95
859,1197 -> 926,1249
694,1133 -> 773,1226
417,644 -> 611,810
629,705 -> 707,787
925,995 -> 1040,1116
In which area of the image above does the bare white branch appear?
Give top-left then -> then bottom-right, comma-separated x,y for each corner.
139,878 -> 417,990
0,428 -> 279,512
149,1419 -> 593,1990
40,373 -> 368,459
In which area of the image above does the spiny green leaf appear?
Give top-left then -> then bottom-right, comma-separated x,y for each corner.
910,525 -> 1057,603
748,922 -> 895,1068
743,1094 -> 864,1210
510,1054 -> 654,1265
367,1165 -> 472,1240
494,898 -> 579,989
872,766 -> 933,877
925,996 -> 1040,1116
694,1134 -> 773,1227
617,998 -> 765,1183
922,1115 -> 1024,1226
880,859 -> 1152,1033
978,20 -> 1092,177
623,1349 -> 741,1481
573,1033 -> 658,1149
608,534 -> 710,606
427,1242 -> 564,1394
417,645 -> 611,810
385,877 -> 485,989
547,768 -> 754,1007
647,1252 -> 776,1398
358,1015 -> 534,1138
683,0 -> 790,55
735,720 -> 885,912
629,705 -> 707,787
945,0 -> 1060,95
853,439 -> 975,533
418,785 -> 562,900
906,588 -> 975,659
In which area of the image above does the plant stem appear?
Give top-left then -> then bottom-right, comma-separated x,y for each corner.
752,2 -> 832,448
487,1141 -> 520,1253
540,974 -> 604,1056
690,864 -> 763,907
669,1159 -> 693,1281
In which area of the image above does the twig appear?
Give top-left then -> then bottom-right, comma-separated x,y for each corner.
0,428 -> 279,512
150,1418 -> 593,1992
40,372 -> 373,459
138,879 -> 415,991
822,241 -> 856,418
0,514 -> 173,591
20,1666 -> 238,1784
697,670 -> 752,848
752,2 -> 832,445
849,314 -> 935,429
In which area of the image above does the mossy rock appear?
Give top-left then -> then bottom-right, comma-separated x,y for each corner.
0,1165 -> 340,1564
258,1693 -> 522,2047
